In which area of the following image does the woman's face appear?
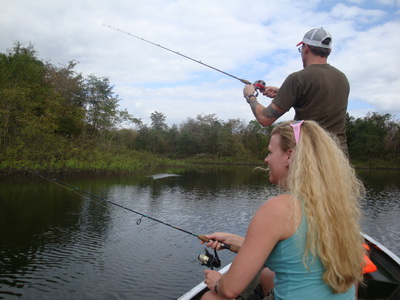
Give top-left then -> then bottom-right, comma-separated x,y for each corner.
264,134 -> 291,185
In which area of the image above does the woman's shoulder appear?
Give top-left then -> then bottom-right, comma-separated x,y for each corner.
255,194 -> 301,239
253,194 -> 294,221
262,193 -> 295,209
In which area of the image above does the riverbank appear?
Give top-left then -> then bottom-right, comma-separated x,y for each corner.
2,152 -> 400,175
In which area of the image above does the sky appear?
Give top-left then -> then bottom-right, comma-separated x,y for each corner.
1,0 -> 399,127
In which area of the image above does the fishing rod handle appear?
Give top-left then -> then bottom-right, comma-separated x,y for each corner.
197,235 -> 239,253
240,79 -> 252,85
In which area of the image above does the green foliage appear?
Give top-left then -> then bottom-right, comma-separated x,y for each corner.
1,42 -> 399,172
0,42 -> 140,171
346,112 -> 399,162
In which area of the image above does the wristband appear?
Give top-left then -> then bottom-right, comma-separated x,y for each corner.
245,94 -> 257,103
214,280 -> 219,294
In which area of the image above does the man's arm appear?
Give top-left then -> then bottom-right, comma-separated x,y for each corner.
243,84 -> 286,127
248,96 -> 285,127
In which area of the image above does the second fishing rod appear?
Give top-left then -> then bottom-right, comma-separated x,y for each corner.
103,24 -> 267,95
28,170 -> 240,258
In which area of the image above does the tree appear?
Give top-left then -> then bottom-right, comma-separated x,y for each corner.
45,60 -> 86,137
46,60 -> 86,107
177,114 -> 223,157
84,75 -> 118,132
347,112 -> 393,161
384,118 -> 400,156
243,120 -> 270,158
0,42 -> 64,158
151,111 -> 168,131
83,75 -> 138,135
217,119 -> 248,158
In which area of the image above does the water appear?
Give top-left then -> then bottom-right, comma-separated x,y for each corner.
0,167 -> 399,299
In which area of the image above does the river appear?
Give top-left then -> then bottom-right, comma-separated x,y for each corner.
0,167 -> 399,299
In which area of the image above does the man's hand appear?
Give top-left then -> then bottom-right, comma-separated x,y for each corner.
243,84 -> 256,98
263,86 -> 279,98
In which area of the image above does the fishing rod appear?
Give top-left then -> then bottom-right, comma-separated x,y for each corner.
103,24 -> 266,93
28,170 -> 240,255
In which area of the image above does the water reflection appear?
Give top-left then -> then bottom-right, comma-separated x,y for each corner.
0,168 -> 399,299
0,176 -> 115,299
358,170 -> 400,257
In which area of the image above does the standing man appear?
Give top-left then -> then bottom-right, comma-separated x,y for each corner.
243,27 -> 349,153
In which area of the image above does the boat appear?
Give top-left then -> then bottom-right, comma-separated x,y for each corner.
179,233 -> 400,300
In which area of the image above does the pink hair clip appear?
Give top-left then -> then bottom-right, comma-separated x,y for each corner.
290,120 -> 304,145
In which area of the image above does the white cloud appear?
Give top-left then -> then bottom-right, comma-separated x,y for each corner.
333,21 -> 400,113
1,0 -> 399,126
331,3 -> 385,21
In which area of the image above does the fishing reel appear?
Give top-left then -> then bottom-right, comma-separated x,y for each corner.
198,248 -> 221,270
253,80 -> 266,96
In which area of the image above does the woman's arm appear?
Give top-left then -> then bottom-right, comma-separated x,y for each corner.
213,194 -> 296,298
202,232 -> 245,250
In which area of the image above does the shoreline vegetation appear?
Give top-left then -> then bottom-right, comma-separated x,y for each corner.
2,153 -> 400,176
1,43 -> 399,175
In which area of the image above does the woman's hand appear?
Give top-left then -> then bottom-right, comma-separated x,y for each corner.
200,232 -> 244,250
204,269 -> 222,293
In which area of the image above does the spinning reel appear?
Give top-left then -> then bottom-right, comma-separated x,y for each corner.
198,248 -> 221,270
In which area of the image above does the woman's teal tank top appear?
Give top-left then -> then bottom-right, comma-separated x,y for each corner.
265,205 -> 355,299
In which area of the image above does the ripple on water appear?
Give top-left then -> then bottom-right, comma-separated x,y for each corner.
1,169 -> 399,299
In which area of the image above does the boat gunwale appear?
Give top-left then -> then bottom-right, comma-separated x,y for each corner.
178,233 -> 400,300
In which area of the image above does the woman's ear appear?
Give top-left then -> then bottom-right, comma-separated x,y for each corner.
287,149 -> 294,159
286,149 -> 294,167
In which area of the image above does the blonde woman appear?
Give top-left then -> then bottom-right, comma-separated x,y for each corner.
201,120 -> 365,300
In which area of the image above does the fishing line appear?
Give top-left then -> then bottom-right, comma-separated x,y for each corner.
28,170 -> 196,236
103,24 -> 253,85
28,170 -> 239,253
103,24 -> 266,95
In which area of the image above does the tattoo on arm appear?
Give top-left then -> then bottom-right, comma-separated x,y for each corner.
249,99 -> 259,114
263,104 -> 284,119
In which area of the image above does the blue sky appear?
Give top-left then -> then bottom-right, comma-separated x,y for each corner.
1,0 -> 399,126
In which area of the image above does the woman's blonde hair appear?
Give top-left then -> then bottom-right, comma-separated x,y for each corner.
272,120 -> 365,293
